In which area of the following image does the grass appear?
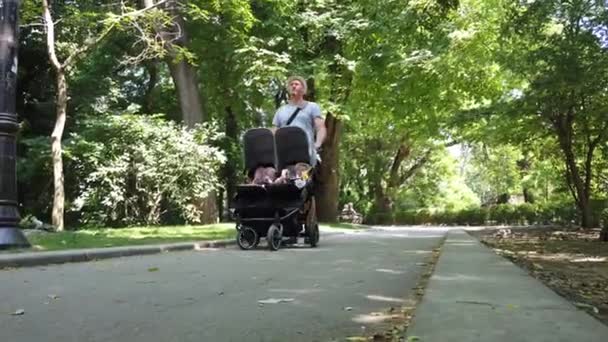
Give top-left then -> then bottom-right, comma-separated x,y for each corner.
17,221 -> 368,252
25,224 -> 235,252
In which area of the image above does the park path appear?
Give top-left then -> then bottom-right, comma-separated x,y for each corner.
0,228 -> 446,342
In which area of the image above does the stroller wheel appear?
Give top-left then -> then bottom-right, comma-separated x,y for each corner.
267,224 -> 282,251
237,227 -> 259,250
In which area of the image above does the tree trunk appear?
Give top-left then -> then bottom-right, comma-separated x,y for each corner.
139,0 -> 206,124
50,72 -> 67,231
303,78 -> 341,222
366,139 -> 392,224
221,105 -> 238,222
43,0 -> 67,231
167,60 -> 206,126
371,180 -> 392,224
142,0 -> 215,223
388,143 -> 411,189
517,155 -> 535,203
317,112 -> 342,222
142,61 -> 158,113
157,0 -> 207,124
164,1 -> 215,223
554,116 -> 593,228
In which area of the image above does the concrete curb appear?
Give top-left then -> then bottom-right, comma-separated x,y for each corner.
0,239 -> 235,269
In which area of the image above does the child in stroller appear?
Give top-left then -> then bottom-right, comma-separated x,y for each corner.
230,126 -> 320,251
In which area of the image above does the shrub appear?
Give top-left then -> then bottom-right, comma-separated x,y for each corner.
65,114 -> 226,226
387,202 -> 589,227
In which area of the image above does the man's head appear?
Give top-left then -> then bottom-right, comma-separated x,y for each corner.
286,75 -> 307,97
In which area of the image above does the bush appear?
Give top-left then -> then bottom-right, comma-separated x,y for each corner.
453,207 -> 488,225
366,211 -> 394,225
393,210 -> 417,225
387,202 -> 586,226
64,114 -> 226,227
515,203 -> 537,225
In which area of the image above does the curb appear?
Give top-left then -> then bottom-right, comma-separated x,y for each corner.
0,239 -> 235,269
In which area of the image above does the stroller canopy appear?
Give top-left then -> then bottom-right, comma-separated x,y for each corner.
242,126 -> 311,175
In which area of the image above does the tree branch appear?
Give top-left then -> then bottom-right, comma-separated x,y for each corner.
61,0 -> 170,68
42,0 -> 62,72
387,141 -> 410,189
399,149 -> 433,185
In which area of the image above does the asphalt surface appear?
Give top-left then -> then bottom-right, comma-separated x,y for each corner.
0,228 -> 446,342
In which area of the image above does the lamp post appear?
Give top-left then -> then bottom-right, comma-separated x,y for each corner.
0,0 -> 29,249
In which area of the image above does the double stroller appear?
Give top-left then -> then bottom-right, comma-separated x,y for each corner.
230,126 -> 320,251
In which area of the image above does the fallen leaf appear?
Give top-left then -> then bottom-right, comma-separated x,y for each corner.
257,298 -> 295,304
11,309 -> 25,316
147,267 -> 159,272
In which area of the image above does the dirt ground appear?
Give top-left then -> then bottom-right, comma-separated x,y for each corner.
469,226 -> 608,326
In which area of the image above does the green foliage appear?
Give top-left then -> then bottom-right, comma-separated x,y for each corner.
64,114 -> 225,227
388,202 -> 584,226
15,0 -> 608,231
462,144 -> 522,203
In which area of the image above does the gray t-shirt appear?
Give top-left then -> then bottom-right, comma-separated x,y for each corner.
272,101 -> 322,165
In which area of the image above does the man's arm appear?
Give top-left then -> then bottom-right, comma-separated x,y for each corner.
314,117 -> 327,149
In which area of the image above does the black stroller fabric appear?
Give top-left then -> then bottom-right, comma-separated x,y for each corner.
243,128 -> 275,177
242,126 -> 310,173
275,126 -> 310,170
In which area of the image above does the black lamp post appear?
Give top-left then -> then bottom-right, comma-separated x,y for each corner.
0,0 -> 30,249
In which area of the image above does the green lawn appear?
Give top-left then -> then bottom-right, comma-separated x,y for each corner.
26,224 -> 235,251
20,221 -> 367,252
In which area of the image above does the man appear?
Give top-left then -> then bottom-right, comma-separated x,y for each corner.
272,76 -> 326,166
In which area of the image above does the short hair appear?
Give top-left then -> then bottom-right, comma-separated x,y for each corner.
286,75 -> 308,94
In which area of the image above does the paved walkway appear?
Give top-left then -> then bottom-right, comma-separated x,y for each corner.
406,229 -> 608,342
0,226 -> 355,269
0,229 -> 445,342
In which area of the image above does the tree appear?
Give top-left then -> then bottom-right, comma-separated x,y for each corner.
41,0 -> 120,230
40,0 -> 177,230
497,0 -> 608,228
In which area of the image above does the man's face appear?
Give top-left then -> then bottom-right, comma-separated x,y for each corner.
289,80 -> 305,96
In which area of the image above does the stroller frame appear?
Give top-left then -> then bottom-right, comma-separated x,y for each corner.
230,127 -> 320,251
